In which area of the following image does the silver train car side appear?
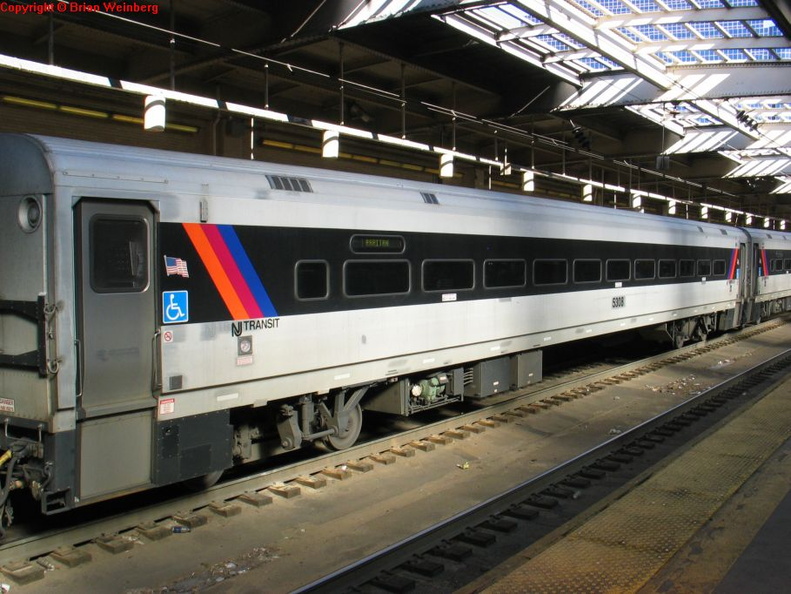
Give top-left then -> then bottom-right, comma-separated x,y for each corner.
1,134 -> 790,521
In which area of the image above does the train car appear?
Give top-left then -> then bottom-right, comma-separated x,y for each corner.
741,228 -> 791,321
0,134 -> 788,526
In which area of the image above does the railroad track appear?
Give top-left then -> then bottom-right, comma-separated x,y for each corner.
0,319 -> 786,586
297,344 -> 791,593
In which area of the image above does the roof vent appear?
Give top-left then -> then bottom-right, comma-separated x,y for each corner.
421,192 -> 439,205
267,175 -> 312,193
720,229 -> 728,235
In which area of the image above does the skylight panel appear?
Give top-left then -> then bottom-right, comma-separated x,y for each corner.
659,0 -> 694,9
688,21 -> 725,39
535,34 -> 573,52
668,50 -> 699,63
745,48 -> 779,61
694,49 -> 723,62
696,0 -> 727,8
746,19 -> 783,37
499,4 -> 543,25
632,24 -> 669,41
571,0 -> 607,17
555,32 -> 585,49
719,48 -> 749,61
629,0 -> 663,12
597,55 -> 622,69
716,21 -> 753,38
694,114 -> 717,125
477,5 -> 529,29
656,51 -> 676,64
724,0 -> 759,7
579,57 -> 612,70
774,48 -> 791,60
616,27 -> 645,42
661,22 -> 697,39
597,0 -> 633,14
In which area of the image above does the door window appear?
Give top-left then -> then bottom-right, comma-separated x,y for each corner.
90,216 -> 149,292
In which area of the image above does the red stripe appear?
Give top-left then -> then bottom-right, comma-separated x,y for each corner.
728,248 -> 739,280
202,225 -> 264,319
183,224 -> 249,320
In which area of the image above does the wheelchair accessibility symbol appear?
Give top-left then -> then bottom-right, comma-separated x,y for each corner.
163,291 -> 189,324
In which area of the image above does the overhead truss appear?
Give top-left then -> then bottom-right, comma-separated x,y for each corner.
430,0 -> 791,185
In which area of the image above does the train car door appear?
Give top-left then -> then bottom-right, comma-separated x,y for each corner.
75,200 -> 158,416
74,199 -> 157,500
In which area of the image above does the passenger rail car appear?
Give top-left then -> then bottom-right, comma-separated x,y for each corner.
1,134 -> 790,523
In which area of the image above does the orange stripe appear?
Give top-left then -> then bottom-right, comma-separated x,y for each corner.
183,223 -> 249,320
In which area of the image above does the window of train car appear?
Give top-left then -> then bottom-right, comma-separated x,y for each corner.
423,260 -> 475,291
90,216 -> 148,292
713,260 -> 727,276
606,259 -> 630,282
771,259 -> 784,273
484,259 -> 527,288
634,259 -> 656,280
784,259 -> 791,271
573,259 -> 601,284
345,260 -> 410,296
697,260 -> 712,276
680,260 -> 695,277
659,259 -> 677,278
534,259 -> 568,286
296,261 -> 329,300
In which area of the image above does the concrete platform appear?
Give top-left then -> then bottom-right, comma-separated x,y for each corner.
469,371 -> 791,594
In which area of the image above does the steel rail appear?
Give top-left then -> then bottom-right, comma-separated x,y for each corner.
294,346 -> 791,593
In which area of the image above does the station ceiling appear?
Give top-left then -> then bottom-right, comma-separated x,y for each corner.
0,0 -> 789,226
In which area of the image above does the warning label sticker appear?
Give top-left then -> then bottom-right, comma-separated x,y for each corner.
159,398 -> 175,416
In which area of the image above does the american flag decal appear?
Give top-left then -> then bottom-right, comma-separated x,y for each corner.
164,256 -> 190,278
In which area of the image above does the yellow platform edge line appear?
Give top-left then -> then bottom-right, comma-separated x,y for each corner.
480,379 -> 791,594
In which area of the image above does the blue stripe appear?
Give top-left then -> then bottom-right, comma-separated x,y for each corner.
218,225 -> 278,317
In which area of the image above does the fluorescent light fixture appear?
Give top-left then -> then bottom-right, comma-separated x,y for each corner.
322,130 -> 339,158
378,134 -> 430,151
439,152 -> 454,178
582,183 -> 593,202
522,170 -> 535,192
226,102 -> 289,123
144,95 -> 166,132
313,120 -> 374,140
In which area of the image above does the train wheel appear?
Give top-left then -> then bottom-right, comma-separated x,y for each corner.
324,404 -> 363,451
672,328 -> 685,349
670,320 -> 688,349
0,502 -> 12,537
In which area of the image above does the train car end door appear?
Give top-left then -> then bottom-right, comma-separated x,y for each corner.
75,199 -> 158,500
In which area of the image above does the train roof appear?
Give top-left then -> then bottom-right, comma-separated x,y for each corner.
2,133 -> 788,248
